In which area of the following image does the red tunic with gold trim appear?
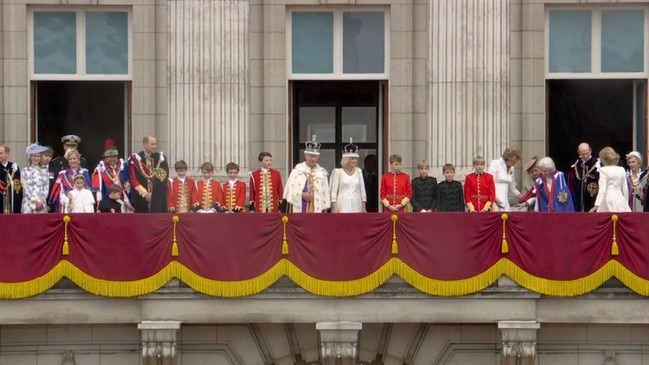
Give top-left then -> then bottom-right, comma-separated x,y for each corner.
223,180 -> 247,212
379,172 -> 412,213
167,177 -> 197,213
192,179 -> 224,212
249,168 -> 284,213
463,172 -> 496,212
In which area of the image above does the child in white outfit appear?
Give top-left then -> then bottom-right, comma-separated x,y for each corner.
61,174 -> 95,213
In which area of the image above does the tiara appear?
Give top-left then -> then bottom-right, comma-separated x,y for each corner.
342,138 -> 359,158
305,135 -> 321,155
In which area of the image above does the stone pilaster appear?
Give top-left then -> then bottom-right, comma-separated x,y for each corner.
428,0 -> 510,171
138,320 -> 182,365
498,321 -> 540,365
167,0 -> 250,173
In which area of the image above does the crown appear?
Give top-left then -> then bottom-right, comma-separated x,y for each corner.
304,135 -> 321,155
342,138 -> 359,158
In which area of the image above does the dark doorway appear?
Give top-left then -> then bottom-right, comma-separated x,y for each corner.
548,79 -> 635,172
292,80 -> 383,211
34,81 -> 129,169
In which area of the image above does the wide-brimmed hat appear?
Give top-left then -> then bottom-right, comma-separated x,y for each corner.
523,156 -> 539,172
25,143 -> 49,155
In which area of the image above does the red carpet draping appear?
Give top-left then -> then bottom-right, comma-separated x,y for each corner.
0,212 -> 648,298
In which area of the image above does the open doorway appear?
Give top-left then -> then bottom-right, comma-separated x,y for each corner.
291,80 -> 385,212
33,81 -> 130,169
547,79 -> 642,172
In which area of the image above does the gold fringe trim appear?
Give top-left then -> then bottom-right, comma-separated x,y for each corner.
611,214 -> 619,256
281,215 -> 289,255
176,260 -> 285,297
613,261 -> 649,295
286,259 -> 395,296
396,259 -> 502,296
502,259 -> 615,296
0,261 -> 66,299
62,215 -> 71,256
63,261 -> 176,297
391,214 -> 398,254
171,215 -> 180,257
500,213 -> 509,254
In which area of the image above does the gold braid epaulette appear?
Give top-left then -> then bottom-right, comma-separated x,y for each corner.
259,171 -> 274,211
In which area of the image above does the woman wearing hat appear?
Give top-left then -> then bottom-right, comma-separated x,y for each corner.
330,138 -> 366,213
21,143 -> 50,213
49,149 -> 92,212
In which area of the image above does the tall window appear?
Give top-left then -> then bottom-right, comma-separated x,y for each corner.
31,9 -> 131,79
547,8 -> 645,76
288,9 -> 389,79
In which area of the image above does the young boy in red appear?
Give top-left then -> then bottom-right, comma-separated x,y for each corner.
167,160 -> 197,213
223,162 -> 247,212
380,154 -> 412,213
463,156 -> 496,212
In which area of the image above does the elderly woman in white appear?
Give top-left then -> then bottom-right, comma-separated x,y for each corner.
488,146 -> 523,211
330,139 -> 366,213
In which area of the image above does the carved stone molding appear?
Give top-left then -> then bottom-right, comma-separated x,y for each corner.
138,320 -> 182,365
498,321 -> 540,365
316,322 -> 362,365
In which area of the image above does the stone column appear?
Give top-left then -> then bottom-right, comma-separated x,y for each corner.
138,320 -> 182,365
167,0 -> 250,174
498,321 -> 540,365
316,322 -> 362,365
427,0 -> 510,172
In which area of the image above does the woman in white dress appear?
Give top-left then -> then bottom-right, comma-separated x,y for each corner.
488,146 -> 523,211
625,151 -> 646,212
330,139 -> 366,213
20,143 -> 50,213
590,147 -> 631,213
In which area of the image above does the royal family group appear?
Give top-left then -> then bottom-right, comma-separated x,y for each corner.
0,135 -> 643,215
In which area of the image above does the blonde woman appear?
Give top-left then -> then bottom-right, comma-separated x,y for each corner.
626,151 -> 646,212
590,147 -> 630,213
330,140 -> 366,213
21,143 -> 50,213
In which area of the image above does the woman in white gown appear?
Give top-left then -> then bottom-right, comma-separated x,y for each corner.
590,147 -> 631,213
330,139 -> 366,213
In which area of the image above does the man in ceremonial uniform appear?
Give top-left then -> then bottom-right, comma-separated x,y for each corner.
223,162 -> 247,212
128,136 -> 169,213
283,136 -> 331,213
92,139 -> 133,212
249,152 -> 284,213
49,135 -> 87,173
568,142 -> 600,212
0,145 -> 22,213
380,154 -> 412,213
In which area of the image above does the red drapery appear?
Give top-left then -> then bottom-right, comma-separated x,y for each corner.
0,212 -> 647,298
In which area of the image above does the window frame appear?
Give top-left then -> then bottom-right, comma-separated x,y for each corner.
28,6 -> 133,81
287,7 -> 390,80
545,6 -> 649,79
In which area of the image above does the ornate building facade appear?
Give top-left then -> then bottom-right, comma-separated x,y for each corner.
1,0 -> 648,364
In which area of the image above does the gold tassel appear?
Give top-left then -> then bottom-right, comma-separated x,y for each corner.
391,214 -> 399,254
171,215 -> 180,257
62,215 -> 71,256
282,215 -> 289,255
611,214 -> 619,256
501,213 -> 509,254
